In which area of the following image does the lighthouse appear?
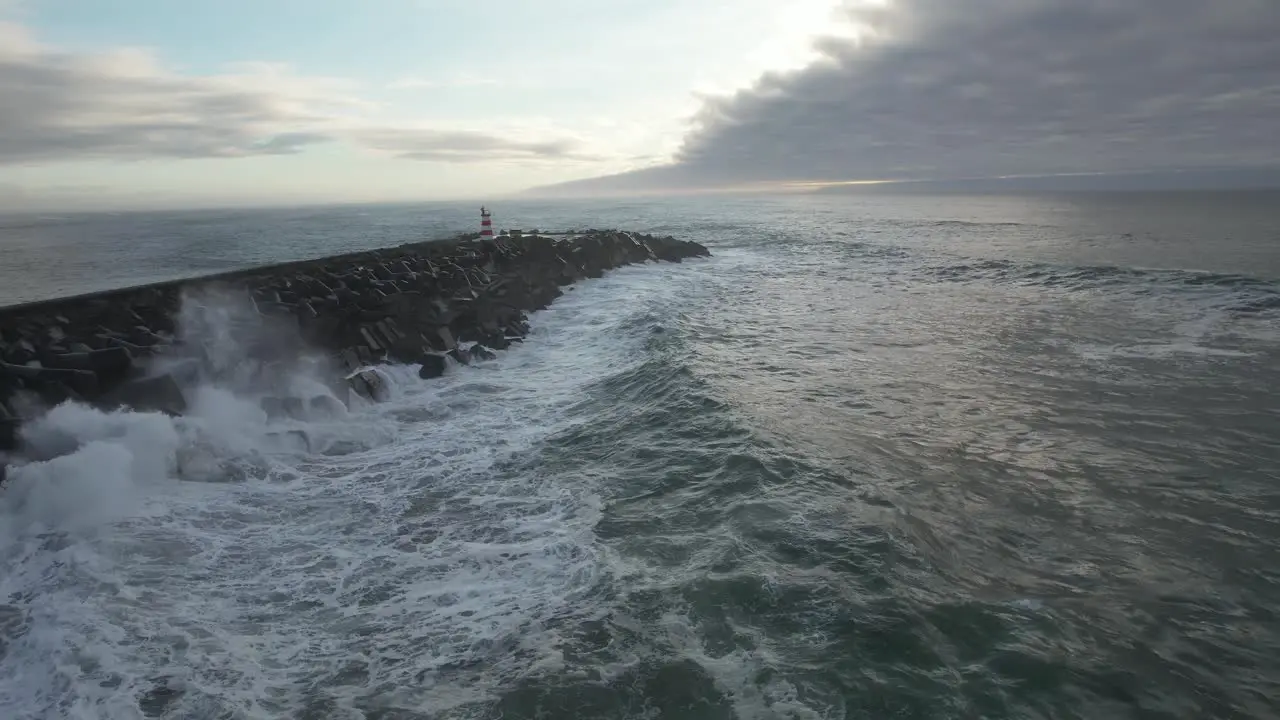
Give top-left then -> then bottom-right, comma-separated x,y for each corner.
480,206 -> 494,239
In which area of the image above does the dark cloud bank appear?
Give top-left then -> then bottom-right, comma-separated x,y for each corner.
532,0 -> 1280,196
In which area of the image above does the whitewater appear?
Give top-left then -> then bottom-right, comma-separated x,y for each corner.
0,259 -> 712,718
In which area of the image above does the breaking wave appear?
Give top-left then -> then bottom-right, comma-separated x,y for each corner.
0,270 -> 670,719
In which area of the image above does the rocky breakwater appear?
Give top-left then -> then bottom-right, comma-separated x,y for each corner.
0,230 -> 709,464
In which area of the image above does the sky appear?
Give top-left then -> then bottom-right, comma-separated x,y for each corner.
0,0 -> 863,210
2,0 -> 1279,210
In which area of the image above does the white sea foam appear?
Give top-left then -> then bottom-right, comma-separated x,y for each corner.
0,266 -> 675,719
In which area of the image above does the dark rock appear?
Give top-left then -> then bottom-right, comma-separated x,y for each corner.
130,327 -> 167,347
40,352 -> 95,371
376,320 -> 400,345
260,396 -> 305,420
345,368 -> 371,397
0,403 -> 17,453
32,382 -> 81,407
163,358 -> 205,388
260,396 -> 287,419
98,374 -> 187,416
44,347 -> 134,386
350,370 -> 390,402
265,429 -> 312,453
138,681 -> 184,718
448,348 -> 470,366
505,319 -> 530,339
418,354 -> 448,379
385,335 -> 428,365
0,362 -> 99,398
282,397 -> 305,418
0,362 -> 40,382
107,337 -> 161,357
307,395 -> 346,417
435,327 -> 458,351
470,345 -> 497,362
347,372 -> 372,400
359,326 -> 385,353
90,346 -> 135,384
252,288 -> 280,305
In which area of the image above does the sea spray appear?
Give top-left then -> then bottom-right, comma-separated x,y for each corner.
160,285 -> 349,404
3,405 -> 180,535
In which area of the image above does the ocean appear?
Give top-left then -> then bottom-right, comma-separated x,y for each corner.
1,191 -> 1278,719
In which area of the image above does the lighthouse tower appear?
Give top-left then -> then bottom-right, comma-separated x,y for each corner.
480,206 -> 494,239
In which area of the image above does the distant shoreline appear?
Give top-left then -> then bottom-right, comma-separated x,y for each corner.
521,165 -> 1280,200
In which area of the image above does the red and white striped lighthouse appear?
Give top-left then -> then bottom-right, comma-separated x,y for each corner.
480,206 -> 493,239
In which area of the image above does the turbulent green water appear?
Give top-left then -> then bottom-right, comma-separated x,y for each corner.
2,192 -> 1279,718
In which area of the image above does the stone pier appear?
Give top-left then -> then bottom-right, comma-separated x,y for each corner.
0,230 -> 710,458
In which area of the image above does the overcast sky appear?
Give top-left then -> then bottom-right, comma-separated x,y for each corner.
0,0 -> 857,209
3,0 -> 1278,209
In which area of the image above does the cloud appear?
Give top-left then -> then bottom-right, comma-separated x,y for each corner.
351,127 -> 601,163
541,0 -> 1280,193
0,22 -> 595,167
0,22 -> 347,163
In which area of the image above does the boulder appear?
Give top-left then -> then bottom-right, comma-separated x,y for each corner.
0,402 -> 18,453
106,337 -> 160,356
347,370 -> 390,403
0,362 -> 99,398
418,353 -> 448,379
130,327 -> 168,347
260,396 -> 306,420
43,347 -> 134,385
359,326 -> 385,353
436,327 -> 458,351
261,396 -> 288,419
307,394 -> 347,418
378,334 -> 419,365
282,397 -> 306,418
470,345 -> 497,362
97,374 -> 187,416
264,429 -> 312,453
347,372 -> 372,401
